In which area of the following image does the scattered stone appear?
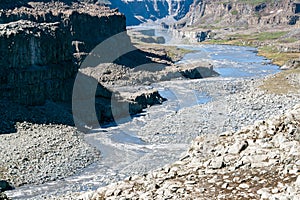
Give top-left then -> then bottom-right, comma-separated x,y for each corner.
80,104 -> 300,200
208,156 -> 225,169
228,140 -> 248,154
221,183 -> 228,189
0,123 -> 100,187
239,183 -> 250,189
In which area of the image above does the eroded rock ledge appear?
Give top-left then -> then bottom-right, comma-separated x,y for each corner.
82,104 -> 300,199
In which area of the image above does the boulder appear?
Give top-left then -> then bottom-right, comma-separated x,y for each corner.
0,180 -> 13,192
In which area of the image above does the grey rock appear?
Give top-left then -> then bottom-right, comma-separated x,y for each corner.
208,156 -> 225,169
228,140 -> 248,154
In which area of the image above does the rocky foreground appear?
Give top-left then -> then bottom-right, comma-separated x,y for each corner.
0,122 -> 100,188
76,103 -> 300,200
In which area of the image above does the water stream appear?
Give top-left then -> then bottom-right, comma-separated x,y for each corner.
6,28 -> 280,199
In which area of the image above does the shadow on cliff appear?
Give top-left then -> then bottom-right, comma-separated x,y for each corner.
0,77 -> 118,134
0,48 -> 166,134
0,3 -> 169,134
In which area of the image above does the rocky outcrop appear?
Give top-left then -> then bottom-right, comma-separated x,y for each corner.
0,2 -> 170,133
106,0 -> 194,25
179,64 -> 218,79
176,0 -> 300,28
0,20 -> 74,105
171,29 -> 214,43
0,181 -> 13,193
81,104 -> 300,199
0,192 -> 10,200
0,2 -> 126,106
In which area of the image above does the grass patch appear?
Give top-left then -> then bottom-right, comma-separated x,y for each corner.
135,43 -> 194,63
237,0 -> 278,5
255,31 -> 287,41
278,38 -> 298,43
259,68 -> 300,94
231,10 -> 238,15
196,25 -> 223,30
204,31 -> 287,47
229,31 -> 287,42
258,46 -> 300,66
164,46 -> 194,62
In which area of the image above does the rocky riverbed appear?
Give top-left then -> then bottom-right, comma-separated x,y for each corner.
1,1 -> 300,200
23,71 -> 298,200
83,103 -> 300,199
3,39 -> 300,199
13,65 -> 298,200
137,77 -> 300,145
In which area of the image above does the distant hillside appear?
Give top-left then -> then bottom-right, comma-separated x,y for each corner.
176,0 -> 300,28
105,0 -> 194,26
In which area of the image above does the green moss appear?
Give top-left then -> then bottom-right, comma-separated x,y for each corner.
237,0 -> 278,5
258,46 -> 300,66
231,10 -> 238,15
260,68 -> 300,94
205,31 -> 287,46
279,38 -> 298,43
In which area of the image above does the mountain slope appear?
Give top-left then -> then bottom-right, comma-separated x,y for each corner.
106,0 -> 194,25
176,0 -> 300,28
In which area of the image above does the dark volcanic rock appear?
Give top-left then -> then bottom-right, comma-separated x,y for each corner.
0,2 -> 126,133
0,2 -> 126,106
0,180 -> 13,192
0,20 -> 74,105
0,2 -> 171,133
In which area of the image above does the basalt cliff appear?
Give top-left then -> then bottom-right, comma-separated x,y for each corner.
0,2 -> 125,105
0,1 -> 168,133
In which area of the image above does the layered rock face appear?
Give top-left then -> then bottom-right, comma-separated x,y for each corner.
177,0 -> 300,28
0,2 -> 126,105
0,1 -> 169,133
0,20 -> 74,105
106,0 -> 194,25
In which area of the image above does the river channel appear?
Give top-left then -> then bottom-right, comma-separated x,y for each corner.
6,29 -> 280,199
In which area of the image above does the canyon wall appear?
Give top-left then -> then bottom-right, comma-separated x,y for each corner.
0,1 -> 168,133
0,2 -> 126,105
176,0 -> 300,28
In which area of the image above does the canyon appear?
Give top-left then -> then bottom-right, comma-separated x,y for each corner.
0,1 -> 177,134
0,0 -> 300,200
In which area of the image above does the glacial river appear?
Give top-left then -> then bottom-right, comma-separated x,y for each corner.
6,30 -> 280,199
